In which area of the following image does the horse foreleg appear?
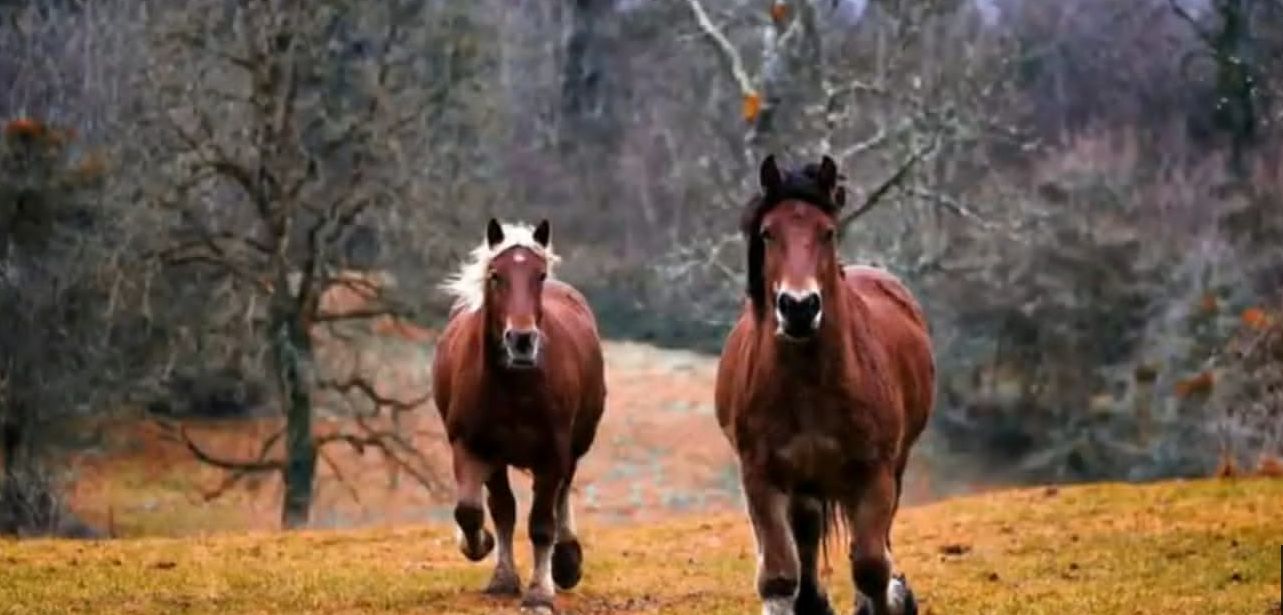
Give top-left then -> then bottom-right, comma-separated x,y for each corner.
789,496 -> 835,615
848,468 -> 916,615
743,469 -> 800,615
452,443 -> 495,562
552,464 -> 583,590
483,467 -> 521,596
520,468 -> 564,613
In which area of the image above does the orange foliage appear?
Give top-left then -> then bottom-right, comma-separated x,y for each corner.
770,2 -> 790,23
1240,307 -> 1272,331
4,117 -> 46,139
742,91 -> 762,123
1256,455 -> 1283,479
1174,370 -> 1215,399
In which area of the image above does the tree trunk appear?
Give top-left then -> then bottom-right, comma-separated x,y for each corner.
1212,0 -> 1259,177
560,0 -> 619,151
273,310 -> 317,530
0,398 -> 30,535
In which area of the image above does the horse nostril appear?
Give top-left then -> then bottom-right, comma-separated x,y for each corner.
801,293 -> 821,316
778,292 -> 821,322
505,330 -> 536,355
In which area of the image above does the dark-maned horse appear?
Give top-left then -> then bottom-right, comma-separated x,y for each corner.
433,218 -> 606,613
716,155 -> 935,615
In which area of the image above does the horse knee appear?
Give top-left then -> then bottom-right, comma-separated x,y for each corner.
851,552 -> 891,602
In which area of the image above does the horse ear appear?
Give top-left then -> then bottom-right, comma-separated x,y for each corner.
533,219 -> 551,248
818,155 -> 838,192
486,218 -> 504,249
760,154 -> 782,193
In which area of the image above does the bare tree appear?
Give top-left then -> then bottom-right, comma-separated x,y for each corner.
136,0 -> 455,529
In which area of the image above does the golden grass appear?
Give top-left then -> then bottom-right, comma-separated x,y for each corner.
3,478 -> 1280,615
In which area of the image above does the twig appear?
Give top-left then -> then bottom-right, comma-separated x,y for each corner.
682,0 -> 755,96
838,135 -> 940,232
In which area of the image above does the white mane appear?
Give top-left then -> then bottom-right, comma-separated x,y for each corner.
440,222 -> 560,313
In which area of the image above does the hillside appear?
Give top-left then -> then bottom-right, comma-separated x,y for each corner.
3,478 -> 1280,614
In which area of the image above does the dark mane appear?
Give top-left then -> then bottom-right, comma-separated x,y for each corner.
740,159 -> 846,320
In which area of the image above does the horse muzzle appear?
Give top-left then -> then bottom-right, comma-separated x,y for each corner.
502,327 -> 542,368
775,289 -> 823,341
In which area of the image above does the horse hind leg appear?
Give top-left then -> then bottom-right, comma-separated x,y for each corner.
789,496 -> 836,615
483,467 -> 521,596
848,468 -> 918,615
451,443 -> 495,563
551,465 -> 583,590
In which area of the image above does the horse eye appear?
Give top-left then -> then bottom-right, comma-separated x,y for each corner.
488,272 -> 503,287
761,229 -> 774,243
822,229 -> 836,243
538,272 -> 548,282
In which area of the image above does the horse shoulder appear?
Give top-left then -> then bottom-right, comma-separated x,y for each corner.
715,307 -> 756,435
431,310 -> 482,427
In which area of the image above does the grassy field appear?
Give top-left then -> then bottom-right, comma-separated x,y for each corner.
2,478 -> 1280,615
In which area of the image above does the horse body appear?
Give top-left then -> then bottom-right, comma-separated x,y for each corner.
718,265 -> 931,494
435,280 -> 604,469
717,155 -> 934,615
432,220 -> 605,614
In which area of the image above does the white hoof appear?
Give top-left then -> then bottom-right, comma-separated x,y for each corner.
887,576 -> 908,615
762,597 -> 794,615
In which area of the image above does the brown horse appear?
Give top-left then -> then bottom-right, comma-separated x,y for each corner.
433,218 -> 606,613
716,155 -> 934,615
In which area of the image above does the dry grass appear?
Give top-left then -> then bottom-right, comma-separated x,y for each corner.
2,478 -> 1280,614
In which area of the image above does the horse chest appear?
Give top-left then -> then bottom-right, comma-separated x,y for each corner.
457,392 -> 565,467
743,385 -> 878,487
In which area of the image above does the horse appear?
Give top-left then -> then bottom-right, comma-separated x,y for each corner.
432,218 -> 607,613
715,155 -> 935,615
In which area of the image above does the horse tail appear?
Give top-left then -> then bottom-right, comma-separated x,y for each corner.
818,497 -> 847,573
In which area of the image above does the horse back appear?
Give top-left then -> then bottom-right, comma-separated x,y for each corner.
841,265 -> 935,450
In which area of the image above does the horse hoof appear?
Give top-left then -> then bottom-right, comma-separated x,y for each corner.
519,591 -> 556,614
894,575 -> 918,615
483,570 -> 522,597
795,581 -> 835,615
854,575 -> 917,615
551,539 -> 583,590
459,528 -> 495,562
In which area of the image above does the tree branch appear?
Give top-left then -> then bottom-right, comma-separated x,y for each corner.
317,373 -> 431,413
1168,0 -> 1216,45
838,135 -> 940,232
156,421 -> 284,473
682,0 -> 755,96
